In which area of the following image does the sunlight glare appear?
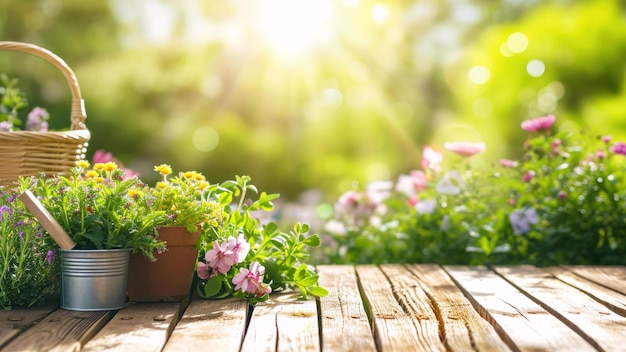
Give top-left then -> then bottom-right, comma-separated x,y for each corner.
255,0 -> 332,59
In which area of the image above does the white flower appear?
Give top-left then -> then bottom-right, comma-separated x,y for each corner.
436,171 -> 465,195
509,208 -> 539,235
366,180 -> 394,204
415,199 -> 437,215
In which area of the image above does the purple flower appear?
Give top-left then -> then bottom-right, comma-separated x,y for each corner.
0,205 -> 12,222
0,121 -> 13,131
509,208 -> 538,235
46,250 -> 55,265
523,170 -> 535,183
27,107 -> 49,131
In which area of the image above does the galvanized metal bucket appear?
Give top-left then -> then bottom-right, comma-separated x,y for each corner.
60,248 -> 131,311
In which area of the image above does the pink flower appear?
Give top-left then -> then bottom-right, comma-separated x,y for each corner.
558,190 -> 567,200
92,149 -> 140,179
443,142 -> 486,157
522,170 -> 535,183
602,135 -> 612,144
197,261 -> 216,280
395,170 -> 427,198
227,234 -> 250,264
596,150 -> 606,160
421,145 -> 443,171
609,142 -> 626,156
499,159 -> 518,168
232,261 -> 270,297
521,114 -> 556,132
205,241 -> 236,274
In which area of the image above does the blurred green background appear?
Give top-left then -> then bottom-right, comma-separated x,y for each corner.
2,0 -> 626,207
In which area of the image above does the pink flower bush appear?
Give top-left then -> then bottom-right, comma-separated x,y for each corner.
325,113 -> 626,266
520,114 -> 556,132
443,141 -> 486,157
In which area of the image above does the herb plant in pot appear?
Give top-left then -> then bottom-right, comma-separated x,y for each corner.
18,161 -> 167,311
127,164 -> 222,302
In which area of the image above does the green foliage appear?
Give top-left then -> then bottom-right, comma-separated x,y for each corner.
196,176 -> 327,305
324,116 -> 626,266
0,189 -> 59,309
18,162 -> 167,260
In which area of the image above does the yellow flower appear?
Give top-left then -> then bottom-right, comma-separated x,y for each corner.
154,164 -> 172,176
94,177 -> 105,183
93,163 -> 105,171
193,173 -> 205,181
104,162 -> 118,172
85,170 -> 99,178
76,160 -> 90,168
197,181 -> 210,190
182,171 -> 195,179
127,189 -> 144,199
156,181 -> 168,190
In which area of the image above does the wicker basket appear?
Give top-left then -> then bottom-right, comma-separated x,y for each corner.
0,41 -> 90,187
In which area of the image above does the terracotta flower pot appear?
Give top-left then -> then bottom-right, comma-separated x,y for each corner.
127,226 -> 200,302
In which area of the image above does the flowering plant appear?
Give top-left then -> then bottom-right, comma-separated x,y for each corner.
0,74 -> 49,131
0,188 -> 60,309
196,176 -> 328,305
17,161 -> 167,259
150,164 -> 222,233
324,115 -> 626,266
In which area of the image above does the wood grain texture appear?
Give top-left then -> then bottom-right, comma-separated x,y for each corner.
81,302 -> 182,352
163,296 -> 247,352
495,265 -> 626,351
241,291 -> 319,352
316,265 -> 377,352
545,266 -> 626,316
0,305 -> 56,349
408,264 -> 510,352
1,309 -> 114,352
356,264 -> 441,352
565,266 -> 626,295
445,265 -> 596,352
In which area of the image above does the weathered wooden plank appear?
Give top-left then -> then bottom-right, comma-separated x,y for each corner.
496,265 -> 626,351
316,265 -> 376,352
81,302 -> 183,352
445,265 -> 596,352
378,264 -> 445,351
408,264 -> 510,352
0,305 -> 56,349
0,308 -> 115,352
241,291 -> 319,352
565,266 -> 626,295
356,264 -> 443,352
545,266 -> 626,317
163,296 -> 247,352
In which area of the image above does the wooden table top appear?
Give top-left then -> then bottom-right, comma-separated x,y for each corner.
1,264 -> 626,351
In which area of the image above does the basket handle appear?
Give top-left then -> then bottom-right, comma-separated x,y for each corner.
0,41 -> 87,131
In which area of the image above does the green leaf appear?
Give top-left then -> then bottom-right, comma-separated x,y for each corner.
308,286 -> 329,297
296,274 -> 319,287
301,234 -> 321,247
203,276 -> 223,297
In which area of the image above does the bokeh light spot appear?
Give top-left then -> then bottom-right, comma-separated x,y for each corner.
506,32 -> 528,54
192,126 -> 220,152
527,59 -> 545,77
468,65 -> 490,84
371,4 -> 390,24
